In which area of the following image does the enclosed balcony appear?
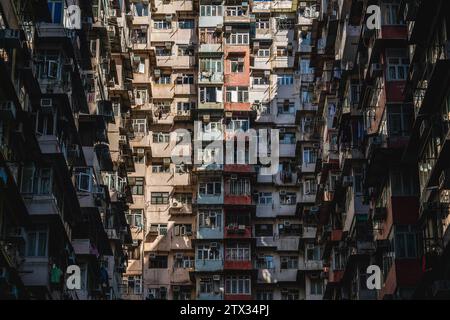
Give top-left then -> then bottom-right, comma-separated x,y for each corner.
224,177 -> 252,205
195,243 -> 224,271
257,268 -> 298,284
224,243 -> 252,270
224,212 -> 252,239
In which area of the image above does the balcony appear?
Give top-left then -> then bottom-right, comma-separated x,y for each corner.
224,7 -> 251,24
300,260 -> 323,271
302,226 -> 317,239
199,43 -> 223,55
169,203 -> 193,215
197,227 -> 224,240
198,101 -> 224,110
154,0 -> 194,12
224,225 -> 252,239
150,85 -> 174,99
223,259 -> 252,270
256,236 -> 277,248
105,228 -> 120,240
199,71 -> 224,84
199,15 -> 224,28
195,259 -> 223,272
156,56 -> 196,68
198,292 -> 223,300
170,268 -> 192,285
72,239 -> 98,256
20,256 -> 50,287
224,194 -> 252,206
279,144 -> 296,158
257,269 -> 298,284
253,57 -> 270,70
274,171 -> 299,186
174,84 -> 196,95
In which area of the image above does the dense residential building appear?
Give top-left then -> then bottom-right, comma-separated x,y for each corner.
0,0 -> 132,299
1,0 -> 449,301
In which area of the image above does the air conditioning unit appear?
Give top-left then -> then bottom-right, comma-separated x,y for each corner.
230,174 -> 238,180
165,42 -> 172,49
225,111 -> 232,118
264,70 -> 271,77
342,176 -> 353,187
175,253 -> 183,259
68,144 -> 80,158
312,143 -> 320,148
284,221 -> 291,227
172,285 -> 180,292
238,57 -> 245,63
172,201 -> 180,208
154,69 -> 161,78
253,41 -> 260,49
210,242 -> 218,248
238,225 -> 246,230
280,190 -> 286,196
242,1 -> 248,7
203,115 -> 210,122
216,24 -> 223,32
225,26 -> 232,33
165,14 -> 173,22
149,253 -> 156,258
136,148 -> 145,155
186,231 -> 192,236
213,275 -> 220,281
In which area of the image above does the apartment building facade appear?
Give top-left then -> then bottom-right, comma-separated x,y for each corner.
121,0 -> 327,300
0,0 -> 132,299
315,0 -> 450,300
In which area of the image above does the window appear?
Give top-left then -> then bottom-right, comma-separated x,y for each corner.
255,224 -> 273,237
147,287 -> 167,300
227,119 -> 249,132
395,226 -> 418,258
26,228 -> 48,257
279,132 -> 296,144
257,48 -> 270,57
198,210 -> 222,229
306,244 -> 321,261
132,55 -> 146,73
74,167 -> 94,192
174,224 -> 192,236
281,289 -> 299,300
200,59 -> 223,73
390,169 -> 418,196
258,192 -> 273,205
226,33 -> 249,45
226,87 -> 249,103
303,147 -> 317,164
200,87 -> 222,103
255,19 -> 269,29
277,46 -> 288,57
156,75 -> 171,85
386,49 -> 409,81
225,276 -> 251,295
176,102 -> 194,114
152,132 -> 170,143
48,0 -> 63,24
199,28 -> 222,44
174,193 -> 193,204
256,291 -> 273,300
173,287 -> 191,300
130,177 -> 144,195
176,74 -> 195,85
134,149 -> 145,164
151,162 -> 170,173
253,76 -> 269,85
226,6 -> 246,16
135,88 -> 148,105
303,179 -> 317,195
125,276 -> 142,295
37,51 -> 61,80
229,179 -> 251,195
230,58 -> 244,73
149,224 -> 168,236
225,243 -> 250,261
154,20 -> 172,29
199,181 -> 222,196
127,209 -> 143,228
277,101 -> 295,114
279,192 -> 297,205
178,19 -> 194,29
155,46 -> 171,56
197,243 -> 221,260
387,104 -> 413,137
151,192 -> 169,204
131,28 -> 148,44
149,255 -> 168,268
310,279 -> 323,295
132,118 -> 147,134
256,255 -> 274,269
277,75 -> 294,86
133,2 -> 149,16
174,255 -> 195,269
200,5 -> 223,17
280,256 -> 298,269
199,277 -> 216,294
21,166 -> 52,195
382,3 -> 404,25
178,45 -> 195,56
